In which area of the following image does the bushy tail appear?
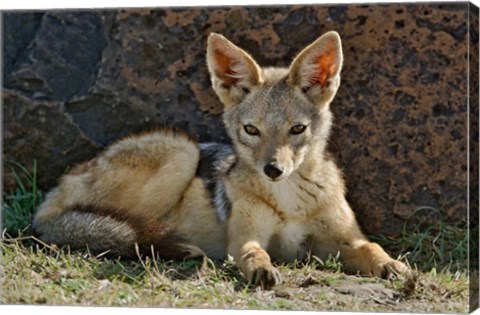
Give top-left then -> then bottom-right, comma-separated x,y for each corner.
33,209 -> 206,259
33,211 -> 138,257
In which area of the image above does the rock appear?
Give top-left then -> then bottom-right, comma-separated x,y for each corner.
2,3 -> 475,236
5,12 -> 107,101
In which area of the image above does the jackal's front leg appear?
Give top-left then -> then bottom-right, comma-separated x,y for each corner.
311,201 -> 410,279
227,198 -> 282,289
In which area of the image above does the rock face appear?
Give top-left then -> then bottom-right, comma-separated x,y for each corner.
3,3 -> 476,236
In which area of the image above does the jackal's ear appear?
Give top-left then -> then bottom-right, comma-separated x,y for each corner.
288,31 -> 343,106
207,33 -> 263,107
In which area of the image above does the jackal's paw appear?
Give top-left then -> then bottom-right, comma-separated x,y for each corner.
357,242 -> 410,279
374,259 -> 410,279
242,250 -> 282,289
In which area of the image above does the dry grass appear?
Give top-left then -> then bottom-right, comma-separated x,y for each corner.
0,235 -> 470,312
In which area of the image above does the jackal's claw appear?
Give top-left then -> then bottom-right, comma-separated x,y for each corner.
378,260 -> 411,280
250,265 -> 282,289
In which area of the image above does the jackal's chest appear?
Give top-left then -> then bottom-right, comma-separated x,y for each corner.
269,221 -> 310,262
267,181 -> 316,261
267,178 -> 318,217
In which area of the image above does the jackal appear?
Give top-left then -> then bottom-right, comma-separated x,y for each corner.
33,31 -> 409,289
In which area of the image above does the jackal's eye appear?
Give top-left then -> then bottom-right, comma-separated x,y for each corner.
244,124 -> 260,136
290,125 -> 307,135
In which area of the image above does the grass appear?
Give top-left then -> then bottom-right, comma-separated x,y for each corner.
0,161 -> 472,312
2,161 -> 43,237
370,205 -> 469,272
1,237 -> 469,312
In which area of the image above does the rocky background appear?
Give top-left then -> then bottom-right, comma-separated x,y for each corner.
2,3 -> 476,236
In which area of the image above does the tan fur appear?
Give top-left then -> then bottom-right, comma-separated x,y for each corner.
34,130 -> 225,259
33,31 -> 409,289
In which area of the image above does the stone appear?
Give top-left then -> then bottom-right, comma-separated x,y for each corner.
2,3 -> 476,236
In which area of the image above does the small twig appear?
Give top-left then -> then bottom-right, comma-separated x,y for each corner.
30,235 -> 60,253
150,245 -> 164,278
135,243 -> 157,281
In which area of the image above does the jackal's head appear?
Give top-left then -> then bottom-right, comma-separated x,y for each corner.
207,32 -> 343,182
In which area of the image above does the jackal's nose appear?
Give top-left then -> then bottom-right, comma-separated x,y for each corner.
264,163 -> 283,180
